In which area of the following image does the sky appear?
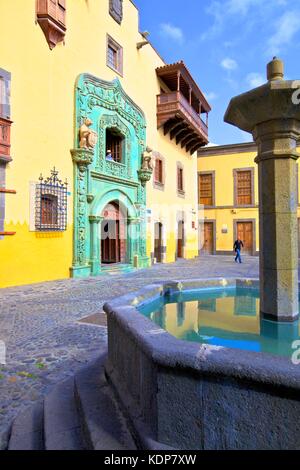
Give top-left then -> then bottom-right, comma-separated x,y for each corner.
134,0 -> 300,145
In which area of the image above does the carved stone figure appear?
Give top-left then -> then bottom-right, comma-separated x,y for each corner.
79,118 -> 98,149
141,146 -> 154,171
109,0 -> 123,24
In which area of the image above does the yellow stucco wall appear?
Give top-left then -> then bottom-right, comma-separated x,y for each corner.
198,146 -> 300,254
0,0 -> 199,287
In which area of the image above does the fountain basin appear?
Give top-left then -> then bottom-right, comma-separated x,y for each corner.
104,278 -> 300,450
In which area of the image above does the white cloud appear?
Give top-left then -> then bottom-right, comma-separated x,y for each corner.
267,11 -> 300,55
246,72 -> 265,88
227,0 -> 261,16
205,92 -> 218,101
160,23 -> 184,44
221,58 -> 238,70
202,0 -> 295,41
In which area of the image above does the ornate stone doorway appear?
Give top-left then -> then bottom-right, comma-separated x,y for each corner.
70,75 -> 152,278
101,201 -> 127,264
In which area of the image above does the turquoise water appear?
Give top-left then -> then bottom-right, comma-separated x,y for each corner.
138,287 -> 300,358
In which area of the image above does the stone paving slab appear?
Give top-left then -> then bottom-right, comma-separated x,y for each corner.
0,255 -> 260,444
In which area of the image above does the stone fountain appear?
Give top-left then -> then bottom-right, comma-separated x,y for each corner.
225,58 -> 300,322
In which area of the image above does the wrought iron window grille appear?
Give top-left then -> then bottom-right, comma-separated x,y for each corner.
35,167 -> 68,231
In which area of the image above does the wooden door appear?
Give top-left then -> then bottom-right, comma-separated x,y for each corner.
101,220 -> 120,263
177,221 -> 184,258
154,223 -> 162,263
236,222 -> 253,255
202,222 -> 214,254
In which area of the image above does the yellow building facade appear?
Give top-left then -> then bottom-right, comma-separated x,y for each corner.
198,142 -> 300,256
0,0 -> 210,287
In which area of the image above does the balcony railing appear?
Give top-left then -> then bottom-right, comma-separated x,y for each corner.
0,117 -> 12,160
157,91 -> 208,137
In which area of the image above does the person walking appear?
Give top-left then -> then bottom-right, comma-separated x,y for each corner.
233,237 -> 244,263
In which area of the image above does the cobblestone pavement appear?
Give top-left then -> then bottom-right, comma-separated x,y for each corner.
0,255 -> 259,444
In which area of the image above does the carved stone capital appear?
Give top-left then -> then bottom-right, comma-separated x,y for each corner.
89,215 -> 102,224
71,148 -> 94,166
128,216 -> 140,224
253,119 -> 300,163
138,168 -> 152,186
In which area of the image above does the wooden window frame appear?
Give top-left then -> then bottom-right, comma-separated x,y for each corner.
198,171 -> 215,208
233,168 -> 255,207
106,128 -> 124,163
154,158 -> 163,184
107,35 -> 123,77
153,152 -> 165,191
177,162 -> 185,197
41,194 -> 58,226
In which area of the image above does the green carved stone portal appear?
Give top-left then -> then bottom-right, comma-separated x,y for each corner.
70,74 -> 151,278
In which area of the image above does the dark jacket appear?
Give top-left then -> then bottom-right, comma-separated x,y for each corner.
234,240 -> 244,252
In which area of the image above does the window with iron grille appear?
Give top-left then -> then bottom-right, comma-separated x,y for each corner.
199,173 -> 213,206
154,158 -> 163,184
235,170 -> 253,206
106,128 -> 124,163
35,168 -> 67,231
107,35 -> 123,75
41,194 -> 58,225
177,166 -> 184,192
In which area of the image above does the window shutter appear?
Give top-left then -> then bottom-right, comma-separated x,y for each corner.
155,159 -> 160,182
177,167 -> 183,191
199,174 -> 213,205
159,160 -> 163,183
237,170 -> 252,205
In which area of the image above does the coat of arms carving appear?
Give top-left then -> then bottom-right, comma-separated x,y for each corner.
109,0 -> 123,24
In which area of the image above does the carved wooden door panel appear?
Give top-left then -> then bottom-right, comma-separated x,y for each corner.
203,222 -> 213,254
237,222 -> 253,255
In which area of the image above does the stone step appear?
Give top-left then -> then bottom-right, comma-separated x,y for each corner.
44,377 -> 86,450
100,264 -> 134,274
74,354 -> 137,450
8,401 -> 44,450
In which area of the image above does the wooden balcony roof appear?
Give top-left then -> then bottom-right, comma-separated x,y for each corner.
156,61 -> 211,113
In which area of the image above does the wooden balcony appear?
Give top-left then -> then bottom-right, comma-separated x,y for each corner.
36,0 -> 66,50
157,91 -> 209,152
156,61 -> 211,154
0,117 -> 12,162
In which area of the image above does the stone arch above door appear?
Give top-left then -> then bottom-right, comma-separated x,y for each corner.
91,188 -> 137,220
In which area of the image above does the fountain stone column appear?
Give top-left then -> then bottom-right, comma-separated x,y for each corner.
224,58 -> 300,321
